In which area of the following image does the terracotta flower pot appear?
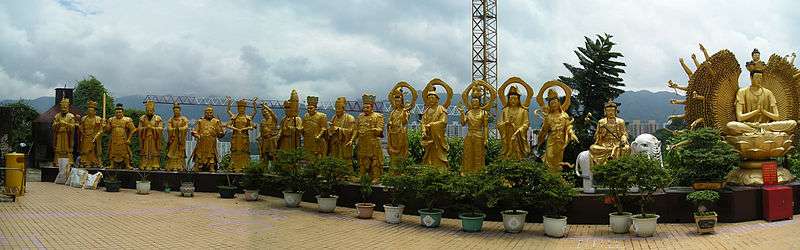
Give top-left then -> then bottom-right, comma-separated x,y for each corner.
355,203 -> 376,219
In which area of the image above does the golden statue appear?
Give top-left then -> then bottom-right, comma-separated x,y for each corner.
497,77 -> 534,160
191,105 -> 225,172
420,79 -> 453,170
588,100 -> 630,167
78,100 -> 103,167
138,100 -> 163,170
53,98 -> 77,164
536,80 -> 578,174
328,97 -> 356,166
258,102 -> 278,163
387,82 -> 417,165
226,97 -> 257,173
348,94 -> 385,182
278,90 -> 303,151
458,80 -> 496,174
165,102 -> 189,171
105,104 -> 136,169
667,45 -> 799,185
303,96 -> 328,157
726,50 -> 797,135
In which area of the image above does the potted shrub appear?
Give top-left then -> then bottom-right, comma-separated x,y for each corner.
180,172 -> 195,197
484,160 -> 540,233
135,169 -> 150,195
593,155 -> 639,234
665,128 -> 738,189
241,162 -> 265,201
446,172 -> 496,232
412,166 -> 451,228
307,156 -> 352,213
687,190 -> 720,234
104,171 -> 121,192
629,154 -> 671,237
355,174 -> 376,219
272,149 -> 313,207
537,170 -> 577,238
379,160 -> 417,224
217,167 -> 237,199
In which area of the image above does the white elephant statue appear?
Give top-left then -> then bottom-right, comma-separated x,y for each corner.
575,133 -> 663,193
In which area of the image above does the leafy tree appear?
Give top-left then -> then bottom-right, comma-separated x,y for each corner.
629,154 -> 671,217
594,154 -> 641,214
1,101 -> 39,151
380,159 -> 418,206
407,128 -> 423,163
271,149 -> 314,193
445,172 -> 499,217
664,128 -> 738,185
447,136 -> 463,172
306,156 -> 352,198
559,34 -> 626,162
484,160 -> 547,213
73,75 -> 115,117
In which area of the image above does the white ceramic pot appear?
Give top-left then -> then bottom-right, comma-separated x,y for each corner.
316,195 -> 338,213
543,216 -> 568,238
501,210 -> 528,233
609,212 -> 633,234
179,182 -> 194,197
136,181 -> 150,195
632,214 -> 660,237
244,190 -> 260,201
383,205 -> 405,224
282,191 -> 303,207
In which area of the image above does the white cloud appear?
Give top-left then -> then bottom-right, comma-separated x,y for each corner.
0,0 -> 798,101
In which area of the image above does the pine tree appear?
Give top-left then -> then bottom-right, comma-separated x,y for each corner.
73,75 -> 115,118
559,34 -> 626,162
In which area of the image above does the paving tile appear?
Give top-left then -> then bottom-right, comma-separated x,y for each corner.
1,182 -> 799,249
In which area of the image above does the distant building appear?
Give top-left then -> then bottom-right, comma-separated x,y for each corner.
627,120 -> 661,137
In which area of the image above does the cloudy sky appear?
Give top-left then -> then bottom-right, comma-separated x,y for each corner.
1,0 -> 799,101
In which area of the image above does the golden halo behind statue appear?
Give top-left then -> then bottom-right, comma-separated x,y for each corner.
536,80 -> 572,113
423,78 -> 454,109
389,81 -> 418,112
462,79 -> 497,111
498,77 -> 534,109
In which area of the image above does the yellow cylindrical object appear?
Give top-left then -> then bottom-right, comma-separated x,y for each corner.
4,153 -> 25,196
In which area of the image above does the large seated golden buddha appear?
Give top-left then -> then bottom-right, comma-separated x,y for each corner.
668,45 -> 799,186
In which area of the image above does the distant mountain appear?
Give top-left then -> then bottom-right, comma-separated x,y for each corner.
4,90 -> 683,125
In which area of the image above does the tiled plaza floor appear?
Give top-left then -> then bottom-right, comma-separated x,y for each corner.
1,182 -> 799,249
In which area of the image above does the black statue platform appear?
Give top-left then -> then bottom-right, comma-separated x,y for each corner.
40,166 -> 800,224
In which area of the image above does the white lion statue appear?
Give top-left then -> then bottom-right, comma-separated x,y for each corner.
575,133 -> 663,193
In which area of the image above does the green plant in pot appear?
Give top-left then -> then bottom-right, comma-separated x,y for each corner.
412,165 -> 451,228
355,174 -> 375,219
593,155 -> 639,234
445,172 -> 497,232
135,169 -> 150,195
536,169 -> 577,238
484,160 -> 540,233
241,161 -> 265,201
104,171 -> 121,192
307,156 -> 352,213
664,128 -> 738,189
687,190 -> 719,234
272,149 -> 313,207
629,154 -> 671,237
216,166 -> 237,199
379,159 -> 417,224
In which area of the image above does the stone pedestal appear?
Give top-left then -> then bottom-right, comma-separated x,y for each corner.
725,160 -> 795,186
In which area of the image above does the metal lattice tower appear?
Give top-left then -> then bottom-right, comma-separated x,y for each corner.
471,0 -> 497,88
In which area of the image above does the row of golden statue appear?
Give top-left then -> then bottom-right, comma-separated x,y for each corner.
52,77 -> 633,182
